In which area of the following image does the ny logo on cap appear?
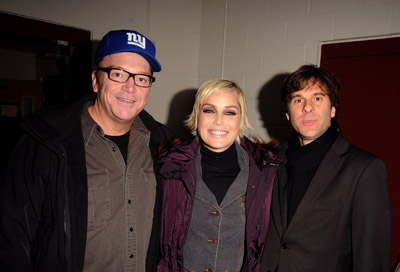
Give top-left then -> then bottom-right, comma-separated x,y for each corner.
126,33 -> 146,49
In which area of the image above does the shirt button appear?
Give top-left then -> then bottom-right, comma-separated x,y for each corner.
112,147 -> 117,152
281,243 -> 288,249
130,254 -> 134,258
128,199 -> 132,204
130,227 -> 133,232
207,238 -> 217,245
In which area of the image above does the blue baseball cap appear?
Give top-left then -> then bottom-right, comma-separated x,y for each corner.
95,29 -> 161,72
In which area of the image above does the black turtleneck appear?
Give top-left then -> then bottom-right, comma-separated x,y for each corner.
200,142 -> 240,205
286,118 -> 339,225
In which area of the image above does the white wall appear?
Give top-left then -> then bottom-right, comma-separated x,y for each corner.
147,0 -> 201,129
1,0 -> 400,140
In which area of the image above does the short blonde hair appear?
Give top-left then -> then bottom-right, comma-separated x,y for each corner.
185,78 -> 252,142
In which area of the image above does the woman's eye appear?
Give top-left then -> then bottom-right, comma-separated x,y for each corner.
225,111 -> 237,116
202,108 -> 215,113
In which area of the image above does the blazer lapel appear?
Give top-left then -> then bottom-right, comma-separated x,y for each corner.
270,162 -> 288,235
285,134 -> 349,232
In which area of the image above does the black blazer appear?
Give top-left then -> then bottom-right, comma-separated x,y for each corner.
261,134 -> 392,271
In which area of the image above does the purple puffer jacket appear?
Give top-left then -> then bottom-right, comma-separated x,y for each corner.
156,137 -> 285,272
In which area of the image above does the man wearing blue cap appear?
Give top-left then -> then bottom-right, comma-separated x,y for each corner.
0,30 -> 173,272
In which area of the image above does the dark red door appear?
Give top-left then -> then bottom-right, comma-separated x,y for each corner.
321,37 -> 400,268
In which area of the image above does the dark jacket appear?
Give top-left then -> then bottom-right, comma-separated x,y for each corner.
156,137 -> 285,272
261,134 -> 392,271
0,93 -> 173,272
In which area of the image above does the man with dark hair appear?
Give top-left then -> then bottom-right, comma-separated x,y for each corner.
0,29 -> 173,271
261,64 -> 391,271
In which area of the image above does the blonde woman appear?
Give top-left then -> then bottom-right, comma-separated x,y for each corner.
157,79 -> 285,272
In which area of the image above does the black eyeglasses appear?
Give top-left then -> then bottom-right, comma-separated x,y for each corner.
98,67 -> 155,87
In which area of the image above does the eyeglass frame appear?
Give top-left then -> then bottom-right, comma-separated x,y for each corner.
97,67 -> 156,87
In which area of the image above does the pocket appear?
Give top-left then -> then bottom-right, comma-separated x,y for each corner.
142,169 -> 157,219
142,169 -> 157,186
87,169 -> 111,229
313,201 -> 342,211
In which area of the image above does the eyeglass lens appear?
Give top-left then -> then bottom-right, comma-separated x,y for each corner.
103,68 -> 153,87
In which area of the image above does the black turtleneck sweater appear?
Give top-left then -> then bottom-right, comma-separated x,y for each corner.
286,119 -> 339,225
200,142 -> 240,205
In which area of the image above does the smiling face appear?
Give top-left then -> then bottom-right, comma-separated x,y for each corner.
286,81 -> 336,146
197,89 -> 241,153
90,52 -> 152,135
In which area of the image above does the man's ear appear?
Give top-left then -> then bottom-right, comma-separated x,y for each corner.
330,106 -> 336,118
92,70 -> 98,93
286,112 -> 290,121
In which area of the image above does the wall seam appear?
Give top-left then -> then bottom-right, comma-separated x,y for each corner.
221,0 -> 228,77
